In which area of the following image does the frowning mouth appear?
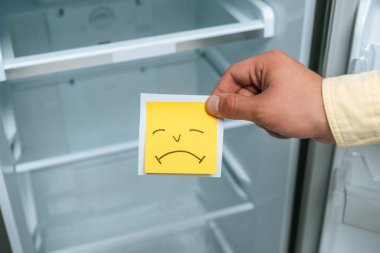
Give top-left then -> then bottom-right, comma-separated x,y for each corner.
155,150 -> 205,164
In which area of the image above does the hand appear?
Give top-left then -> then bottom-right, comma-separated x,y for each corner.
206,50 -> 335,144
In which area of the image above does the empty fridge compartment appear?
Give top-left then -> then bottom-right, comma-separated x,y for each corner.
23,149 -> 254,253
1,50 -> 259,253
0,0 -> 274,80
342,145 -> 380,233
8,52 -> 220,169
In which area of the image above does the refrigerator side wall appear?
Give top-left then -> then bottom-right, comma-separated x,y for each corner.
0,94 -> 35,253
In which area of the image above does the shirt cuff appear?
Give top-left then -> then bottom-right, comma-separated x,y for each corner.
322,71 -> 380,147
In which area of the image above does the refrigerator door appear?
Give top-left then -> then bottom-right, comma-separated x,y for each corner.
318,0 -> 380,252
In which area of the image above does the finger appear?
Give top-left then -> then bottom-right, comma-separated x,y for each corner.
211,57 -> 263,95
206,93 -> 262,121
238,87 -> 255,97
240,85 -> 261,95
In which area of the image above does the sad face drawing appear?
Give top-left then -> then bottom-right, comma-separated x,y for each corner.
144,102 -> 218,175
152,127 -> 206,165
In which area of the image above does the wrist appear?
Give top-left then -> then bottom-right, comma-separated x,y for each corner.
313,77 -> 336,144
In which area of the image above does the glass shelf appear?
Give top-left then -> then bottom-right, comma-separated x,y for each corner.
0,0 -> 274,80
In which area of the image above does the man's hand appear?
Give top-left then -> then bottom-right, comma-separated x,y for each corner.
206,50 -> 335,144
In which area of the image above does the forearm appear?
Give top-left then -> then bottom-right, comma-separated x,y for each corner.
323,71 -> 380,147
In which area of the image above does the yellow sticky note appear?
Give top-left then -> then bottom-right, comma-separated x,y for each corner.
144,102 -> 217,175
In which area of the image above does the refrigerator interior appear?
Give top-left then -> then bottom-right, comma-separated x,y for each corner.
0,0 -> 316,253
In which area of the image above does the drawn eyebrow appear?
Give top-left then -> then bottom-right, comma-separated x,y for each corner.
189,129 -> 204,134
152,129 -> 165,135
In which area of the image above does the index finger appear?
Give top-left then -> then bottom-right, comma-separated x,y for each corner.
211,56 -> 262,95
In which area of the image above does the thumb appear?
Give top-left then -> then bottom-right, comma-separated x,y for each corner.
206,93 -> 260,121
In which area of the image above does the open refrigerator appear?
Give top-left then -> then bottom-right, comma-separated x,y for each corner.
2,0 -> 379,253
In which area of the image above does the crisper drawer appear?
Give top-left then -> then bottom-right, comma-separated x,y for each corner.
0,0 -> 274,80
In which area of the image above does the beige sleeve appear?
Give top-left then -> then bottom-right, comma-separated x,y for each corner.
322,71 -> 380,147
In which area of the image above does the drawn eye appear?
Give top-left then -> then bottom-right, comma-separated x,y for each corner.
152,129 -> 165,135
189,129 -> 204,134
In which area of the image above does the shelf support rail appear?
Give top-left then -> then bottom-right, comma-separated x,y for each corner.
254,0 -> 275,37
0,43 -> 5,82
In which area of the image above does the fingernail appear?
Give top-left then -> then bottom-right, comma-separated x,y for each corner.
206,95 -> 219,116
